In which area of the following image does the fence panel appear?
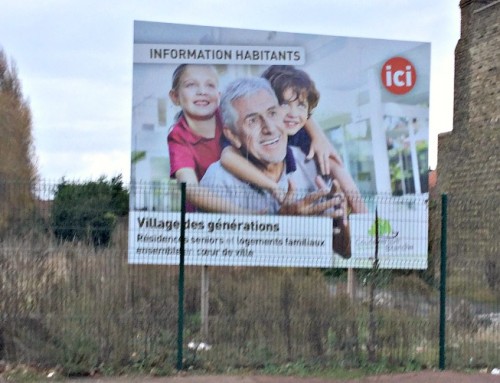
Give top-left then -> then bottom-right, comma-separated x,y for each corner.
0,180 -> 498,374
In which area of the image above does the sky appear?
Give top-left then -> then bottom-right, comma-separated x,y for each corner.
0,0 -> 460,182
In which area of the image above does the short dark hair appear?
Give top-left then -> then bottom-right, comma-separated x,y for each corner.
261,65 -> 320,117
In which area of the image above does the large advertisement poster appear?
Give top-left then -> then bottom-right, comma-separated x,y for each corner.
129,21 -> 430,269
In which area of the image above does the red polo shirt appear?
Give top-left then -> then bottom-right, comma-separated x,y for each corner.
167,110 -> 223,181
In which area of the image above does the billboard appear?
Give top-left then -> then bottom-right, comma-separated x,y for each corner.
129,21 -> 430,269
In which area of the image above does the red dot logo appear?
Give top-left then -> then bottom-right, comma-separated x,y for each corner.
381,57 -> 417,95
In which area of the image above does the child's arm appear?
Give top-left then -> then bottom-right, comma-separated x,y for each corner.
220,146 -> 284,201
328,159 -> 368,214
175,168 -> 250,214
304,118 -> 342,176
168,129 -> 249,213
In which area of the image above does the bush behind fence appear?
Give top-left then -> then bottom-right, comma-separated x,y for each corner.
0,180 -> 499,375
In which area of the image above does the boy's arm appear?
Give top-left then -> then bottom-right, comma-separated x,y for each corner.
328,159 -> 368,214
220,146 -> 283,200
303,118 -> 342,176
175,168 -> 250,214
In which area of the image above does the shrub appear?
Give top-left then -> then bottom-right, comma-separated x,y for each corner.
51,176 -> 128,246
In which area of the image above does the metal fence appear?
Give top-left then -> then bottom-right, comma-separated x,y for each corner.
0,180 -> 499,375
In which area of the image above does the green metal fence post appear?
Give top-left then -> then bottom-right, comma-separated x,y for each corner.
439,193 -> 448,370
177,182 -> 187,371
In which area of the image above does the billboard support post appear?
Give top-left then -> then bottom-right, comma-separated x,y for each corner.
201,265 -> 209,340
439,193 -> 448,370
347,268 -> 356,300
367,208 -> 380,362
177,182 -> 187,371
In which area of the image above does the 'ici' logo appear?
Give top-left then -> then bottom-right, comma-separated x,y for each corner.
381,57 -> 417,95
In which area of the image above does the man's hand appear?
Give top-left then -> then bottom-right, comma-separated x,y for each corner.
315,177 -> 348,230
319,177 -> 351,259
277,177 -> 339,216
278,176 -> 351,259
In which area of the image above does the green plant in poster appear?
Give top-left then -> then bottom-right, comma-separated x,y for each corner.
369,218 -> 392,237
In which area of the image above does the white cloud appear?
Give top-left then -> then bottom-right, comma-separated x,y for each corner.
39,150 -> 130,182
0,0 -> 460,178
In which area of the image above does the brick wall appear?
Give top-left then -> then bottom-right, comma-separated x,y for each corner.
437,0 -> 499,266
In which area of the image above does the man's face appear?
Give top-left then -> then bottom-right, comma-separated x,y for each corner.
230,89 -> 287,167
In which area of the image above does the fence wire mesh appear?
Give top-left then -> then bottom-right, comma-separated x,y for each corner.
0,180 -> 498,374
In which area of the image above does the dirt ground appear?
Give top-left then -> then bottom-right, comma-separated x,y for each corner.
64,371 -> 500,383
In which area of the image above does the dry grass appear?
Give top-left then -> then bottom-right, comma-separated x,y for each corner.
0,225 -> 499,375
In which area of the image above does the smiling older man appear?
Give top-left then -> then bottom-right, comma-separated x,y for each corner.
200,77 -> 350,258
